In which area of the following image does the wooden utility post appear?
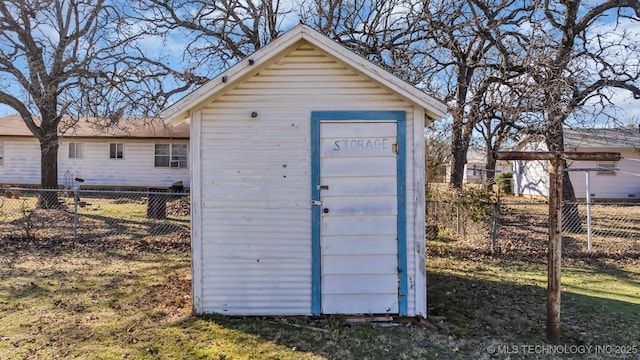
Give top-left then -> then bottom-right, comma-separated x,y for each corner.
495,151 -> 621,344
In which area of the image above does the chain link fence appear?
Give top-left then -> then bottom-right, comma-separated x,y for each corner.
0,187 -> 190,251
4,186 -> 637,257
425,194 -> 495,246
427,191 -> 640,259
495,201 -> 640,259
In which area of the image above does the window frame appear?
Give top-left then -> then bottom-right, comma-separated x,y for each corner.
154,143 -> 188,169
109,143 -> 125,159
596,162 -> 616,176
69,142 -> 84,159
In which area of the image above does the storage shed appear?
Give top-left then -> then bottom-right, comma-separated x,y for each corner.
162,25 -> 447,316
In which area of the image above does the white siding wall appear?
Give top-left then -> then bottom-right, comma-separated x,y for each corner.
514,140 -> 550,197
514,140 -> 640,199
568,149 -> 640,200
0,138 -> 189,187
0,139 -> 41,185
411,108 -> 426,317
195,42 -> 423,315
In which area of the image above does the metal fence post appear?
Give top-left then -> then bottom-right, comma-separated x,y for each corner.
456,202 -> 460,234
585,172 -> 593,251
491,201 -> 499,255
73,188 -> 78,243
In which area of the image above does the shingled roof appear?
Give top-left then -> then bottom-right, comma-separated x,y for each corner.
1,115 -> 189,139
564,127 -> 640,149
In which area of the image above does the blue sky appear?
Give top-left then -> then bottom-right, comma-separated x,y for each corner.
1,3 -> 638,126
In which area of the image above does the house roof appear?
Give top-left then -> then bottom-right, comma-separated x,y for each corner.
514,127 -> 640,151
0,115 -> 189,139
161,24 -> 447,124
565,128 -> 640,149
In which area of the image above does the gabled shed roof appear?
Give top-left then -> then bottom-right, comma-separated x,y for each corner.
161,24 -> 447,124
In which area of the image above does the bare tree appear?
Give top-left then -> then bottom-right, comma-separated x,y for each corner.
133,0 -> 293,78
475,116 -> 520,191
0,0 -> 197,207
472,72 -> 537,190
506,0 -> 640,202
300,0 -> 435,86
418,0 -> 533,189
133,0 -> 637,203
301,0 -> 532,191
424,124 -> 451,186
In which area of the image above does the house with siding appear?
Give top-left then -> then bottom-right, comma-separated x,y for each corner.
162,25 -> 447,317
0,115 -> 190,189
444,147 -> 512,185
513,128 -> 640,199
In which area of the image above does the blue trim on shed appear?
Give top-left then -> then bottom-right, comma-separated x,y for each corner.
395,115 -> 408,316
310,114 -> 322,316
310,110 -> 408,316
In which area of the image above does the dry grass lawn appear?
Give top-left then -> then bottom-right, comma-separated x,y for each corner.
1,197 -> 639,359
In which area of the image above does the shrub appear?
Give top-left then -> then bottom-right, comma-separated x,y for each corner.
458,187 -> 494,222
496,172 -> 513,194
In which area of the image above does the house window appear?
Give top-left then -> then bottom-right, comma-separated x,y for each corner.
69,142 -> 83,159
109,143 -> 124,159
596,162 -> 616,176
0,141 -> 3,166
155,144 -> 187,168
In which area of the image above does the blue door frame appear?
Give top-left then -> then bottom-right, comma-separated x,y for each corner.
310,111 -> 407,316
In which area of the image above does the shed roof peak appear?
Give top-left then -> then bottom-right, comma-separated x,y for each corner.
161,24 -> 447,123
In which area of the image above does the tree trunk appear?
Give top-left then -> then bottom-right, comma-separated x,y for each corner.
484,146 -> 497,191
561,168 -> 582,233
450,139 -> 467,189
449,64 -> 474,190
38,134 -> 60,208
545,116 -> 581,232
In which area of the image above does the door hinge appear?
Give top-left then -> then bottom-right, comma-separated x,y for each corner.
392,143 -> 399,154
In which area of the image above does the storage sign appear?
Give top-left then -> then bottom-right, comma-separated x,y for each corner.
321,137 -> 394,156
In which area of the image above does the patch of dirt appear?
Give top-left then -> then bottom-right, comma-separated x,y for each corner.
1,206 -> 190,255
77,229 -> 191,253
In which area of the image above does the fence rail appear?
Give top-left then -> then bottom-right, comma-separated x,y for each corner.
0,187 -> 190,250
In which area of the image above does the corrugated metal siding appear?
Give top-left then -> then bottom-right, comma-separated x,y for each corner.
411,107 -> 426,317
197,42 -> 420,315
405,115 -> 418,316
0,138 -> 189,187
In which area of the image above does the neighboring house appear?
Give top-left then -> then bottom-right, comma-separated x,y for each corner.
0,115 -> 190,189
162,25 -> 447,317
444,147 -> 512,184
513,128 -> 640,199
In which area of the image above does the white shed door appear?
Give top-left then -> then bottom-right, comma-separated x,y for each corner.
319,121 -> 399,314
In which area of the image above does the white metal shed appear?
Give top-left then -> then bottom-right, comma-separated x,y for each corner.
162,25 -> 446,317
